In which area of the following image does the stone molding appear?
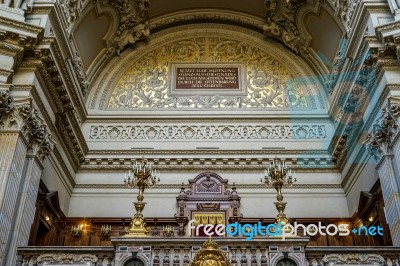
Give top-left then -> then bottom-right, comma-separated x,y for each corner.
56,112 -> 88,167
79,156 -> 335,172
74,183 -> 342,190
87,149 -> 330,155
18,45 -> 88,167
88,124 -> 327,141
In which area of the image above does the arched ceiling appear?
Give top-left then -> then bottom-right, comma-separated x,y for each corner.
148,0 -> 266,18
64,0 -> 346,103
87,24 -> 327,116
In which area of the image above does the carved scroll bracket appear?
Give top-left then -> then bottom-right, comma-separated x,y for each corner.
95,0 -> 151,55
263,0 -> 306,54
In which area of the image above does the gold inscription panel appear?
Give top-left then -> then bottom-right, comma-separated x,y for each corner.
170,63 -> 246,96
176,67 -> 239,89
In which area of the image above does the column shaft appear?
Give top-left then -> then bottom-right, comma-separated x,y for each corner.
377,154 -> 400,246
4,154 -> 43,266
0,133 -> 27,264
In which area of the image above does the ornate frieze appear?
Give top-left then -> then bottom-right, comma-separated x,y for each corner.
36,253 -> 98,264
322,254 -> 385,265
89,124 -> 326,140
107,36 -> 312,110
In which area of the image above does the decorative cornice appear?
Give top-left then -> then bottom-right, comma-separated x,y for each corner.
0,16 -> 43,37
18,43 -> 88,168
86,149 -> 330,155
55,112 -> 87,168
79,156 -> 336,172
375,20 -> 400,41
74,183 -> 342,190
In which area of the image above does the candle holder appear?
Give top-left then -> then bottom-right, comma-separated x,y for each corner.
261,157 -> 296,226
124,157 -> 159,236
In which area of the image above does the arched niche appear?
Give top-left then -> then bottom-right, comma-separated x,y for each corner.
88,23 -> 329,117
124,258 -> 145,266
276,258 -> 298,266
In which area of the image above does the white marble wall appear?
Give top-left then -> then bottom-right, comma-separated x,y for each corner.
68,171 -> 348,218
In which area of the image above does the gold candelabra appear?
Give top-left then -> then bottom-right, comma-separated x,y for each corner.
124,157 -> 159,236
261,158 -> 296,226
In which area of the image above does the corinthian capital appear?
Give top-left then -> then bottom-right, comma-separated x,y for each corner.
0,89 -> 14,121
0,89 -> 55,161
364,98 -> 400,159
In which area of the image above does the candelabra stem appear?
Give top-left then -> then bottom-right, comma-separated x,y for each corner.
125,173 -> 150,237
273,183 -> 288,225
275,186 -> 283,202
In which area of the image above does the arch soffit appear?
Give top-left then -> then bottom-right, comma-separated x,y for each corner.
87,23 -> 329,114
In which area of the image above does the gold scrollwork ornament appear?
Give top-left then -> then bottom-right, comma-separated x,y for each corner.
190,239 -> 231,266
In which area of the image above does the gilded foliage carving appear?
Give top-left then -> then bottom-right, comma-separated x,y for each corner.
108,37 -> 309,110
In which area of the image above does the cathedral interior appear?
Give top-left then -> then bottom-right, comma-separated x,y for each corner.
1,0 -> 400,265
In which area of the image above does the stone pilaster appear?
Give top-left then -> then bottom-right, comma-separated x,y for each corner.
377,154 -> 400,246
0,89 -> 54,266
364,97 -> 400,246
3,153 -> 43,266
0,133 -> 28,261
388,0 -> 400,21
